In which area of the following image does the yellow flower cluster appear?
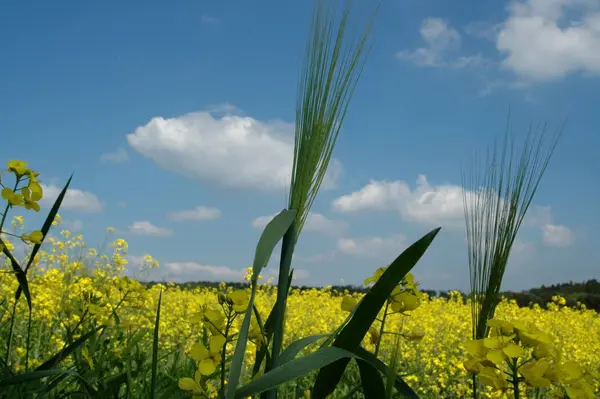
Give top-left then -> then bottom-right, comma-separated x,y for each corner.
1,213 -> 599,398
465,318 -> 599,398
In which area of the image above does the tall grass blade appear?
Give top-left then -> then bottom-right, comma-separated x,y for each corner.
462,118 -> 564,341
225,209 -> 296,399
0,242 -> 30,312
15,174 -> 73,302
278,334 -> 329,365
150,289 -> 162,399
235,347 -> 361,398
311,227 -> 440,398
357,359 -> 386,399
35,325 -> 104,371
267,2 -> 378,394
253,270 -> 294,382
462,117 -> 563,397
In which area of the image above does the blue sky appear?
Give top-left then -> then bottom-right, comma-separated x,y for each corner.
1,0 -> 599,292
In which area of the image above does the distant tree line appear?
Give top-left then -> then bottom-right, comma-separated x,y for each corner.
142,279 -> 600,313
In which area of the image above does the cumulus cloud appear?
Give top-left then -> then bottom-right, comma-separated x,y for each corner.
337,234 -> 406,258
166,262 -> 244,281
497,0 -> 600,81
542,224 -> 575,247
332,175 -> 465,229
100,147 -> 129,163
333,178 -> 576,246
40,184 -> 103,212
252,212 -> 348,236
129,221 -> 173,237
397,18 -> 489,69
526,205 -> 576,247
155,262 -> 310,283
168,206 -> 222,222
126,111 -> 341,192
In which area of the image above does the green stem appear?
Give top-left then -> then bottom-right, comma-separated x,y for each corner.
512,361 -> 520,399
4,300 -> 18,366
265,221 -> 297,399
374,301 -> 389,358
221,310 -> 233,398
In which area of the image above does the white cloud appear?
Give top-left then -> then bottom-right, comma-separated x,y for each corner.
397,18 -> 489,69
333,175 -> 465,229
337,234 -> 406,258
166,262 -> 244,280
100,147 -> 129,163
526,205 -> 576,247
40,184 -> 103,212
252,212 -> 348,236
168,206 -> 222,222
126,110 -> 341,192
497,0 -> 600,81
542,224 -> 575,247
129,221 -> 173,237
465,21 -> 504,41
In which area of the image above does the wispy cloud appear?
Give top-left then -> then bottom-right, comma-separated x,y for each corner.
100,147 -> 129,163
168,206 -> 222,222
129,221 -> 173,237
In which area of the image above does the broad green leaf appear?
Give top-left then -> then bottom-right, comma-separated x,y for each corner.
357,359 -> 385,399
279,334 -> 329,365
311,228 -> 440,398
252,209 -> 296,277
235,347 -> 360,399
35,325 -> 104,371
0,369 -> 72,387
228,211 -> 296,399
150,289 -> 162,399
352,344 -> 419,398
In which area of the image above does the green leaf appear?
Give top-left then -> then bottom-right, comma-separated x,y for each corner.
0,369 -> 72,387
35,325 -> 104,371
252,209 -> 296,277
235,347 -> 360,399
253,270 -> 294,380
279,334 -> 329,365
353,346 -> 419,398
0,242 -> 31,311
15,174 -> 73,305
266,220 -> 298,379
311,228 -> 440,399
150,289 -> 162,399
357,359 -> 385,399
226,210 -> 296,399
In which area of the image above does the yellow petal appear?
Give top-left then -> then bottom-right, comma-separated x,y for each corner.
189,343 -> 209,362
503,343 -> 524,359
486,349 -> 506,365
178,377 -> 200,392
198,358 -> 216,375
1,188 -> 13,201
464,339 -> 485,357
209,334 -> 226,354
